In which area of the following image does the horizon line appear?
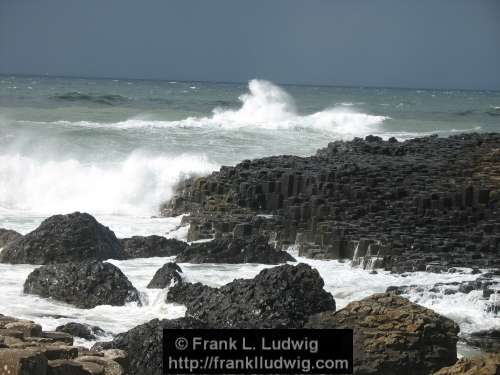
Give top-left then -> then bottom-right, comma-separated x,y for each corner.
1,72 -> 499,93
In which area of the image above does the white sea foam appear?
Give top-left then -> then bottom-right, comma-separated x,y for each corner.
1,252 -> 497,352
35,80 -> 388,136
0,152 -> 217,218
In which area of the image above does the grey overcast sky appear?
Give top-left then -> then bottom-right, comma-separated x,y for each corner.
1,0 -> 499,90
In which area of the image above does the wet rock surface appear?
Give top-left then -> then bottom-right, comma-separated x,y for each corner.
0,228 -> 22,249
0,314 -> 126,375
162,134 -> 500,273
146,262 -> 183,288
167,263 -> 335,328
306,292 -> 460,375
24,261 -> 140,308
93,317 -> 207,375
464,329 -> 500,354
175,235 -> 295,264
433,353 -> 500,375
0,212 -> 125,264
120,235 -> 188,259
56,323 -> 105,341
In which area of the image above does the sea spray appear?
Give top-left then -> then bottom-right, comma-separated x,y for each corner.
0,152 -> 218,217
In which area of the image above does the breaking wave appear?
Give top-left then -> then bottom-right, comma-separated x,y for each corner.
48,80 -> 389,136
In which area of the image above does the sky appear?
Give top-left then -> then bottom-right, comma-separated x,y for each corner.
1,0 -> 499,90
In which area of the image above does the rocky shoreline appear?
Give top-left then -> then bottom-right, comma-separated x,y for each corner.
162,133 -> 500,274
0,133 -> 499,374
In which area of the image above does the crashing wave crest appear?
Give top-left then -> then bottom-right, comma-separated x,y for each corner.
48,80 -> 389,136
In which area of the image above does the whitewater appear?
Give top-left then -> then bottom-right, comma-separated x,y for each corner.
0,76 -> 499,355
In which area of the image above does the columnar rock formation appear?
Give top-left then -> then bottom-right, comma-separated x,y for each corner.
162,134 -> 500,273
0,314 -> 127,375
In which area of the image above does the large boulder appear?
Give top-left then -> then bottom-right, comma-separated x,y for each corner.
0,212 -> 125,264
147,262 -> 183,289
175,235 -> 295,264
56,323 -> 105,341
306,293 -> 459,375
433,353 -> 500,375
0,228 -> 22,249
93,317 -> 207,375
120,236 -> 188,259
167,263 -> 335,328
24,261 -> 140,309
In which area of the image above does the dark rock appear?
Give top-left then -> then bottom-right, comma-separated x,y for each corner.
47,359 -> 91,375
56,323 -> 105,341
92,317 -> 207,375
0,349 -> 48,374
146,262 -> 183,289
306,292 -> 459,375
167,263 -> 335,328
0,212 -> 125,264
120,236 -> 188,259
0,228 -> 22,248
464,329 -> 500,353
24,261 -> 140,308
175,235 -> 295,264
458,283 -> 475,294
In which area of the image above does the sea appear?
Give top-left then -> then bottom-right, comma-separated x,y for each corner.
0,75 -> 499,353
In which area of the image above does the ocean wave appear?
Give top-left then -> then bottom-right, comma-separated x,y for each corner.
0,152 -> 218,217
51,92 -> 129,105
47,80 -> 389,136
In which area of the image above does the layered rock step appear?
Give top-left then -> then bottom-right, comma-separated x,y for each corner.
0,314 -> 127,375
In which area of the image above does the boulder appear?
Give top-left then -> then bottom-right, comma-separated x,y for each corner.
120,236 -> 188,259
0,228 -> 22,248
167,263 -> 335,328
433,353 -> 500,375
175,235 -> 295,264
56,323 -> 105,341
92,317 -> 206,375
146,263 -> 183,289
24,261 -> 140,308
306,293 -> 459,375
0,213 -> 125,264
